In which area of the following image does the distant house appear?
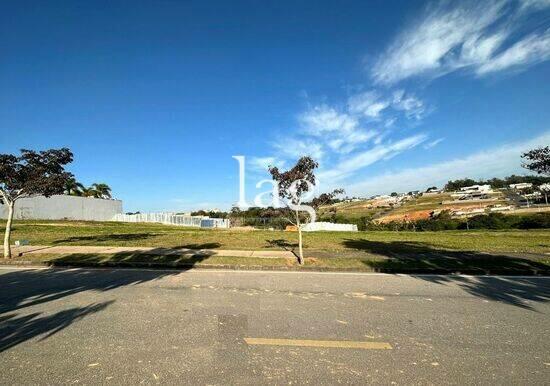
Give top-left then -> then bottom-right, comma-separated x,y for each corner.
509,183 -> 533,190
450,184 -> 493,201
458,184 -> 492,194
426,187 -> 441,193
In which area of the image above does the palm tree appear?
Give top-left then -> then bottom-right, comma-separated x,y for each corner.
64,177 -> 85,196
80,186 -> 97,198
91,183 -> 112,199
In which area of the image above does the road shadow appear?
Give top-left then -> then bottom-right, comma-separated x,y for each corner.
414,275 -> 550,311
342,239 -> 550,310
0,301 -> 113,352
0,248 -> 212,352
52,233 -> 157,244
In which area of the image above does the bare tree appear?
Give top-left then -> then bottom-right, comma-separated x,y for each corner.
0,148 -> 73,258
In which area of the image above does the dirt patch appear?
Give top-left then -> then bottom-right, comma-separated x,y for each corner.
376,210 -> 432,223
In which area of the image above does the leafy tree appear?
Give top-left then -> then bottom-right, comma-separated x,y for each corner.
0,148 -> 73,258
269,157 -> 318,265
309,189 -> 345,209
522,146 -> 550,176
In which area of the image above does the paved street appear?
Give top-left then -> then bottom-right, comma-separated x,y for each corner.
0,267 -> 549,385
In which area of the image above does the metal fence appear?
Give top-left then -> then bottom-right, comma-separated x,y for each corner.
112,213 -> 230,228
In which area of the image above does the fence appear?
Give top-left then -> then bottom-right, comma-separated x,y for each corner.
112,213 -> 230,228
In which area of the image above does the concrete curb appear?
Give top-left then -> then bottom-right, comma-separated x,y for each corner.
1,259 -> 548,276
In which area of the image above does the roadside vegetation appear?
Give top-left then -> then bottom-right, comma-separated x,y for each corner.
4,220 -> 549,254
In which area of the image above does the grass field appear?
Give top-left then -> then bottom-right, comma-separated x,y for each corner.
4,220 -> 549,255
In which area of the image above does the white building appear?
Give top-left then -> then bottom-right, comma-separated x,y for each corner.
509,183 -> 533,190
458,184 -> 492,194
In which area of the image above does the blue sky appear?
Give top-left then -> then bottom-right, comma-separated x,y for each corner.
1,0 -> 549,212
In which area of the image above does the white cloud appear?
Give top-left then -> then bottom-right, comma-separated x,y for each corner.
347,91 -> 390,119
345,131 -> 550,196
371,0 -> 550,84
423,137 -> 445,149
248,156 -> 285,173
476,29 -> 550,74
272,137 -> 325,160
319,134 -> 428,182
392,90 -> 426,120
519,0 -> 550,12
300,105 -> 358,135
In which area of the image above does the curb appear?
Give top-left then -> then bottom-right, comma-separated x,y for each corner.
1,260 -> 548,276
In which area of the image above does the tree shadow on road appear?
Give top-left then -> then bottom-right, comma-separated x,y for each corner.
0,301 -> 113,352
0,248 -> 212,352
342,239 -> 550,310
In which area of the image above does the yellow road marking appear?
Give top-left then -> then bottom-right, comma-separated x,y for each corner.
244,338 -> 392,350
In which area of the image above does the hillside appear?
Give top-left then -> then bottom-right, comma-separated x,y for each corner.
319,191 -> 515,223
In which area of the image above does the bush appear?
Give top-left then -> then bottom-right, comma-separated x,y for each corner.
515,213 -> 550,229
460,213 -> 511,230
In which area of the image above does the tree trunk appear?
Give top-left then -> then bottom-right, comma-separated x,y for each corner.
545,193 -> 548,206
3,201 -> 14,259
296,210 -> 304,265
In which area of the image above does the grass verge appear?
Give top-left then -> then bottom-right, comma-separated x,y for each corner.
4,220 -> 550,254
3,252 -> 549,275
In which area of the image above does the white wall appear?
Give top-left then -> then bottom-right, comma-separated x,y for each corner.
302,222 -> 358,232
0,195 -> 123,221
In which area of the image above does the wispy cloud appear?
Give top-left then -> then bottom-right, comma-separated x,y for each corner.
249,1 -> 549,191
392,90 -> 426,120
272,137 -> 325,160
319,134 -> 428,182
347,91 -> 390,119
300,105 -> 359,135
372,0 -> 550,84
259,85 -> 435,186
423,137 -> 445,149
476,29 -> 550,74
345,131 -> 550,196
248,156 -> 286,173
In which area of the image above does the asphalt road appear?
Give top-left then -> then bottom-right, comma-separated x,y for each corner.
0,267 -> 549,385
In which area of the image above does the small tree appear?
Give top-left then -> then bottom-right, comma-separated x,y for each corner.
269,157 -> 318,265
0,148 -> 73,258
522,146 -> 550,176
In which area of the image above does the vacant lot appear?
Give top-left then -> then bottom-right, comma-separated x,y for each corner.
4,220 -> 550,255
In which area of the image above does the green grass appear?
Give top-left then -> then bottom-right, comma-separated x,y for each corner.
4,220 -> 550,255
